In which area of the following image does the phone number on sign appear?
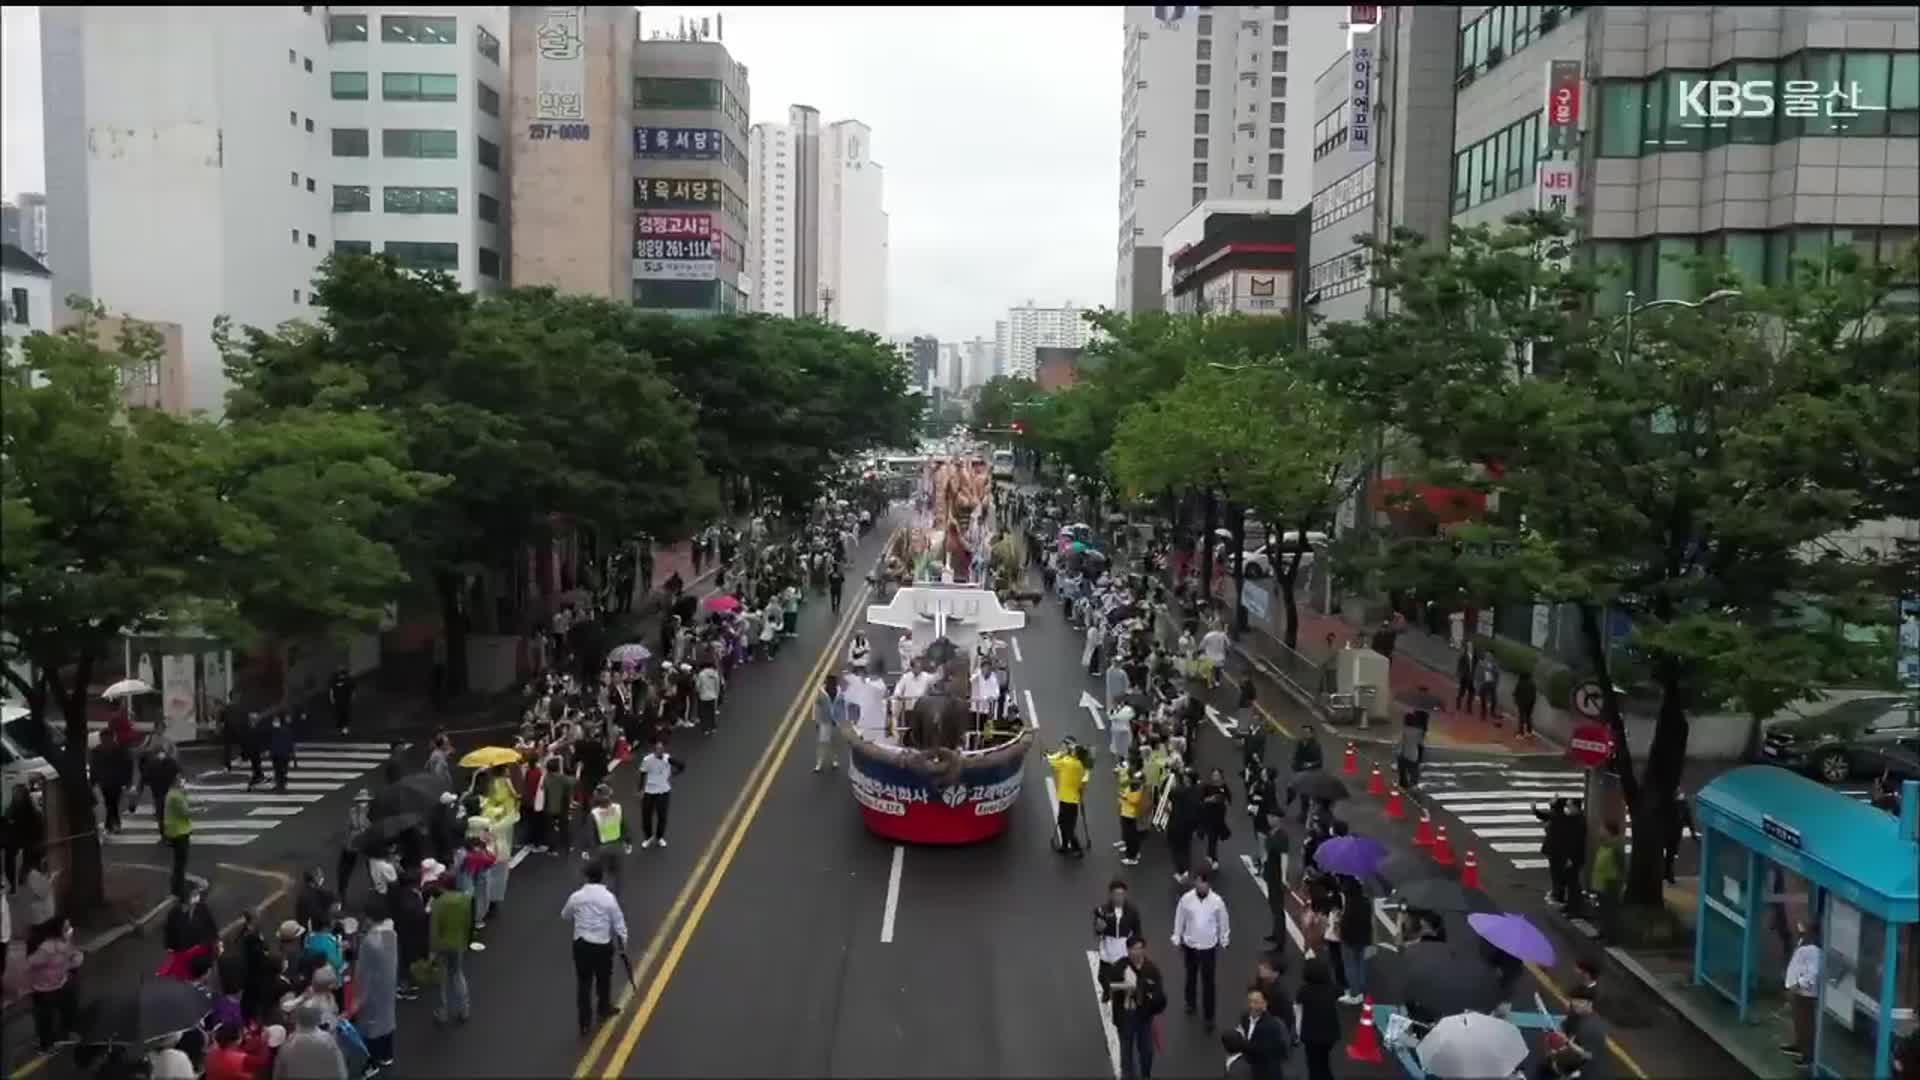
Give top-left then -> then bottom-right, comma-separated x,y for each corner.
528,123 -> 590,141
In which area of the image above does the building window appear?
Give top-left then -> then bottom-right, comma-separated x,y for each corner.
383,186 -> 459,214
1192,162 -> 1208,183
1195,88 -> 1211,109
1272,50 -> 1287,73
1197,13 -> 1213,34
293,289 -> 301,303
1271,76 -> 1287,98
1191,186 -> 1207,205
1197,39 -> 1212,61
327,14 -> 368,42
634,77 -> 723,108
288,49 -> 296,64
1274,6 -> 1289,18
477,81 -> 501,117
290,229 -> 300,244
1194,113 -> 1209,134
1269,102 -> 1285,124
290,171 -> 300,187
303,56 -> 314,73
1194,137 -> 1209,158
476,137 -> 501,170
290,110 -> 299,126
477,193 -> 500,224
1269,126 -> 1285,149
1267,178 -> 1284,199
383,72 -> 459,102
9,287 -> 27,325
1452,109 -> 1544,214
382,128 -> 459,158
306,178 -> 316,193
382,15 -> 457,45
1267,152 -> 1284,173
307,233 -> 317,248
1196,64 -> 1211,84
478,248 -> 501,278
1273,24 -> 1288,45
476,26 -> 501,64
333,184 -> 371,212
331,72 -> 369,100
334,240 -> 373,256
384,241 -> 460,272
332,128 -> 370,157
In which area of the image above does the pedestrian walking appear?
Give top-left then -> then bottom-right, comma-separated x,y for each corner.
350,902 -> 399,1069
1093,879 -> 1144,989
1453,647 -> 1475,712
813,676 -> 847,773
1296,958 -> 1342,1080
269,712 -> 296,793
27,917 -> 82,1052
4,782 -> 44,893
139,735 -> 180,833
1335,875 -> 1372,1004
337,790 -> 372,903
425,734 -> 453,785
90,731 -> 132,834
1513,668 -> 1539,736
244,711 -> 267,791
428,871 -> 475,1020
218,698 -> 248,773
277,1001 -> 349,1079
694,659 -> 723,735
1396,709 -> 1428,790
828,564 -> 845,615
1115,770 -> 1146,864
543,758 -> 575,858
584,784 -> 630,893
1261,826 -> 1290,952
561,863 -> 628,1036
1171,871 -> 1229,1032
637,740 -> 685,847
1198,767 -> 1231,870
1104,936 -> 1166,1080
1232,984 -> 1291,1080
328,668 -> 355,736
162,774 -> 193,899
1476,651 -> 1502,724
1590,820 -> 1627,940
1783,922 -> 1821,1064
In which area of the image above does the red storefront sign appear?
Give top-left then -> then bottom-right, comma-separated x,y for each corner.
634,211 -> 712,239
1368,477 -> 1487,524
1546,60 -> 1584,149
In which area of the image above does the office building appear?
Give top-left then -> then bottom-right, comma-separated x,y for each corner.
1035,345 -> 1084,391
41,6 -> 509,414
1,194 -> 50,265
3,243 -> 53,356
630,33 -> 752,315
1003,302 -> 1093,379
1116,4 -> 1347,311
508,5 -> 636,299
959,336 -> 995,389
993,319 -> 1009,378
747,107 -> 889,332
1162,203 -> 1308,315
909,335 -> 939,393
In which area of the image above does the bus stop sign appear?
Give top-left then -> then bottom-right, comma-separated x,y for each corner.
1569,723 -> 1615,769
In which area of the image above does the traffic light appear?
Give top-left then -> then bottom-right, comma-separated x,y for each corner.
1011,421 -> 1028,435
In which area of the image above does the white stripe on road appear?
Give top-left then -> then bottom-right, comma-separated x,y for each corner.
1237,854 -> 1307,951
192,782 -> 356,793
1085,950 -> 1123,1080
185,793 -> 326,804
1025,689 -> 1040,730
1428,789 -> 1585,803
106,833 -> 259,847
294,741 -> 400,752
247,807 -> 305,817
1510,858 -> 1550,870
1425,801 -> 1566,814
114,821 -> 277,832
1011,637 -> 1024,663
282,754 -> 393,765
1204,705 -> 1235,740
881,845 -> 904,943
1419,767 -> 1586,780
1489,840 -> 1635,855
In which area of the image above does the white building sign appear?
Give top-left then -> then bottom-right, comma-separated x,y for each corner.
1533,160 -> 1579,270
633,259 -> 717,282
1347,30 -> 1376,164
534,7 -> 587,124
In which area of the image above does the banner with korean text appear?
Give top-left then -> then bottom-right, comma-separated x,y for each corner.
532,7 -> 588,142
634,126 -> 723,159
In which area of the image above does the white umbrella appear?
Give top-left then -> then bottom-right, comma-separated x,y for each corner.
607,643 -> 652,665
101,678 -> 156,700
1416,1011 -> 1529,1079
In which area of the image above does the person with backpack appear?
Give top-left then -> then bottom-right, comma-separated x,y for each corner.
1104,936 -> 1167,1080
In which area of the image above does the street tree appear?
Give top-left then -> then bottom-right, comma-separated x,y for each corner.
1317,216 -> 1919,907
972,375 -> 1040,434
4,304 -> 424,909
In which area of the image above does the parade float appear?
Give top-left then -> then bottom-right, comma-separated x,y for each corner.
843,445 -> 1033,844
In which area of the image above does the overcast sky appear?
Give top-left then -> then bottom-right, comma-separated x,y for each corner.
0,5 -> 1118,341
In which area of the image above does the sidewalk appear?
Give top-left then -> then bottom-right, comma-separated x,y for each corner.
1234,611 -> 1549,757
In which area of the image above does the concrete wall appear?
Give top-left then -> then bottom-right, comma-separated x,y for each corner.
2,264 -> 54,352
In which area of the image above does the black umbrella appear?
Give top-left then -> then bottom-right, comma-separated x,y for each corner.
368,773 -> 448,822
1399,942 -> 1504,1022
1391,876 -> 1494,915
356,811 -> 426,853
1375,852 -> 1448,888
79,980 -> 210,1046
1291,771 -> 1351,803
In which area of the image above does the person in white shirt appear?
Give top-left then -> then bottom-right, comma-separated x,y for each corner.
1784,922 -> 1822,1061
561,863 -> 628,1035
693,661 -> 724,735
636,740 -> 686,848
846,670 -> 891,744
1199,627 -> 1230,689
1171,871 -> 1230,1032
891,661 -> 936,735
969,666 -> 1001,731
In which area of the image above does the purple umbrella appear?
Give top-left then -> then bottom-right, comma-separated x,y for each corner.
1468,912 -> 1557,966
1312,835 -> 1389,877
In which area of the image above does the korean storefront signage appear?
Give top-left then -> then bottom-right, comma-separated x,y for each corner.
634,177 -> 723,209
634,126 -> 723,159
633,237 -> 715,261
635,211 -> 712,240
1533,160 -> 1579,271
1347,30 -> 1376,164
633,258 -> 717,282
1544,59 -> 1584,152
531,7 -> 589,142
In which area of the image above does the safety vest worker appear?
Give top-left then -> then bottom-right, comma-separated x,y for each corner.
592,800 -> 625,845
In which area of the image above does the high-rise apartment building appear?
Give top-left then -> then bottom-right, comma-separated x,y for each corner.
41,6 -> 509,414
746,107 -> 888,332
629,34 -> 752,315
1116,4 -> 1347,311
992,319 -> 1009,378
1003,302 -> 1093,379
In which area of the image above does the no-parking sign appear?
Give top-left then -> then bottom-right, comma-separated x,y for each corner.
1572,680 -> 1607,718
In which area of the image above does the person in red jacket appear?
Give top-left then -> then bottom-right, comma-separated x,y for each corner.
205,1023 -> 271,1080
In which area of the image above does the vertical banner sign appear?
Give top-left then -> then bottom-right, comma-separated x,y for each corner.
1545,60 -> 1584,152
1349,4 -> 1380,25
1348,31 -> 1376,165
532,7 -> 589,141
161,654 -> 195,742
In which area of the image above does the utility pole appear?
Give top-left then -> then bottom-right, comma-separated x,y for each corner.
820,287 -> 835,322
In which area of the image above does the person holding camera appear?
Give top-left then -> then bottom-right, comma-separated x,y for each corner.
1048,738 -> 1092,856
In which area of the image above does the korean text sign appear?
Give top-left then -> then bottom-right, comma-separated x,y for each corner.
1348,31 -> 1375,164
634,126 -> 723,160
635,211 -> 713,240
1545,60 -> 1583,151
634,177 -> 723,208
535,7 -> 587,123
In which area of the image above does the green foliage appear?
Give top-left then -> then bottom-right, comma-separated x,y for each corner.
972,375 -> 1040,434
1471,634 -> 1542,677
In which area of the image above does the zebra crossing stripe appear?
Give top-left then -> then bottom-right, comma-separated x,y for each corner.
1434,802 -> 1564,814
1428,789 -> 1585,803
106,833 -> 257,847
247,807 -> 304,817
186,792 -> 326,804
1510,859 -> 1550,870
117,821 -> 277,832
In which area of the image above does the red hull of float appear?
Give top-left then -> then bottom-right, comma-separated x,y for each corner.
857,801 -> 1015,844
845,735 -> 1029,846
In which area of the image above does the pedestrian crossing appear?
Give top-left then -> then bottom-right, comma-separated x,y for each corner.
106,741 -> 402,848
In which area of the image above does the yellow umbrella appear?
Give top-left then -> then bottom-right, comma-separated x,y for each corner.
458,746 -> 522,769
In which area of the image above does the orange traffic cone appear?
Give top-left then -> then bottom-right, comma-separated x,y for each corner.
1385,787 -> 1406,820
1412,810 -> 1435,847
1432,825 -> 1456,866
1367,766 -> 1386,797
1342,742 -> 1359,775
1461,849 -> 1481,889
1345,996 -> 1385,1064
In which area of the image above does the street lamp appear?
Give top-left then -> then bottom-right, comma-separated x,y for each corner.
1613,288 -> 1741,435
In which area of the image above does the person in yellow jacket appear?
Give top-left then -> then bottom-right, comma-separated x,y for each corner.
1116,768 -> 1146,866
1047,739 -> 1090,856
480,769 -> 520,916
162,780 -> 193,899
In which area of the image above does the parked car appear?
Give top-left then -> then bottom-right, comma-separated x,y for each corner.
1761,694 -> 1920,784
1,703 -> 61,794
1242,532 -> 1329,579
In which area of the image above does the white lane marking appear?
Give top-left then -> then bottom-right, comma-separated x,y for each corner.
1428,789 -> 1585,803
1237,854 -> 1307,952
1419,767 -> 1585,780
107,833 -> 258,847
1079,691 -> 1107,731
1047,775 -> 1059,818
1025,689 -> 1040,730
186,793 -> 326,804
114,821 -> 277,832
191,782 -> 357,793
1012,637 -> 1024,663
247,807 -> 304,817
1205,705 -> 1236,740
1421,801 -> 1564,813
508,847 -> 532,869
1486,840 -> 1633,854
1085,950 -> 1124,1080
881,845 -> 904,943
1462,826 -> 1557,837
1453,815 -> 1553,827
294,741 -> 404,752
1510,858 -> 1550,870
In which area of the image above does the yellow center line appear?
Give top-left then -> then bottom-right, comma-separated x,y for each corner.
1526,961 -> 1652,1080
591,589 -> 869,1077
574,536 -> 891,1076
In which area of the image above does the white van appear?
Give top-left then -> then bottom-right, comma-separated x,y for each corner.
1,703 -> 60,794
991,450 -> 1015,479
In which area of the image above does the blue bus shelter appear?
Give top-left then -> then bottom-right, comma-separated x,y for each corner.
1693,766 -> 1918,1079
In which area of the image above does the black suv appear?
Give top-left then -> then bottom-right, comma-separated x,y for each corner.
1761,695 -> 1920,785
